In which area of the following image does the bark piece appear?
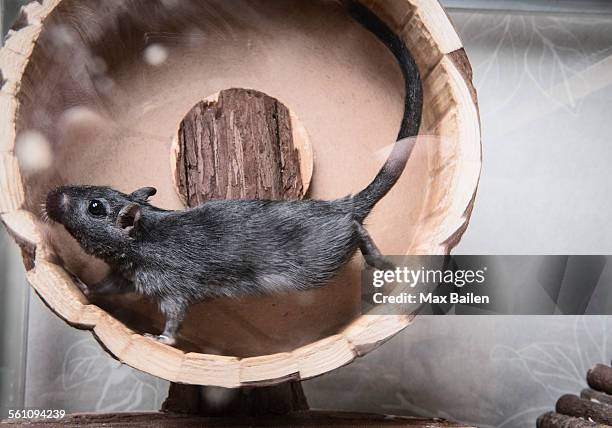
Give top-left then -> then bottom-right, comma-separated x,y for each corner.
537,411 -> 607,428
581,388 -> 612,406
174,88 -> 304,207
556,394 -> 612,426
587,364 -> 612,395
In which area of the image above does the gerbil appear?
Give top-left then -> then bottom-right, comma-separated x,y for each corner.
44,1 -> 423,346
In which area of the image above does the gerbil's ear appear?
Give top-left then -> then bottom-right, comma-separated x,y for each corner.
130,187 -> 157,202
117,203 -> 142,237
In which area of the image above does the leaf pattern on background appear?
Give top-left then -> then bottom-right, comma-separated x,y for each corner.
454,12 -> 612,119
491,343 -> 585,398
490,318 -> 610,427
61,338 -> 166,412
61,340 -> 108,391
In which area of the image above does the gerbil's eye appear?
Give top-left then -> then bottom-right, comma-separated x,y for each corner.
88,200 -> 107,217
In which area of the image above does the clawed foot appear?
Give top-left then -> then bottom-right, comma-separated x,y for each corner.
144,333 -> 176,346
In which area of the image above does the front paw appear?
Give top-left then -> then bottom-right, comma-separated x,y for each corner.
144,333 -> 176,346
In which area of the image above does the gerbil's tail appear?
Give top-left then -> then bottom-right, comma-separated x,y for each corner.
347,0 -> 423,221
346,0 -> 423,141
352,138 -> 417,221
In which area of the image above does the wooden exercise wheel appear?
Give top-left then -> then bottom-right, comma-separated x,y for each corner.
0,0 -> 480,396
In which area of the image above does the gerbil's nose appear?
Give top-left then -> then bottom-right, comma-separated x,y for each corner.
45,188 -> 68,222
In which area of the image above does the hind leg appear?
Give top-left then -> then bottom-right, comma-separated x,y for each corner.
145,298 -> 188,346
355,222 -> 395,270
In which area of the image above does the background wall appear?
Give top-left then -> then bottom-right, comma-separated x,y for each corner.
1,1 -> 612,427
307,9 -> 612,427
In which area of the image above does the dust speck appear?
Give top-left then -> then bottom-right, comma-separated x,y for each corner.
59,106 -> 105,128
202,386 -> 237,408
89,56 -> 108,75
16,130 -> 53,172
143,44 -> 169,66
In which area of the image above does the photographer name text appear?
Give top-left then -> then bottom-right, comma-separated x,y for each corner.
369,266 -> 490,306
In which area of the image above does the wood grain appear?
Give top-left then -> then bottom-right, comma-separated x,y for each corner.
173,88 -> 304,206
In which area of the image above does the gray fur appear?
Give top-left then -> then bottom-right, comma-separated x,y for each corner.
45,139 -> 414,344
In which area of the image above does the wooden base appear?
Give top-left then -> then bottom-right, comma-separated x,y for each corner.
0,411 -> 474,427
1,381 -> 475,427
161,381 -> 309,417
